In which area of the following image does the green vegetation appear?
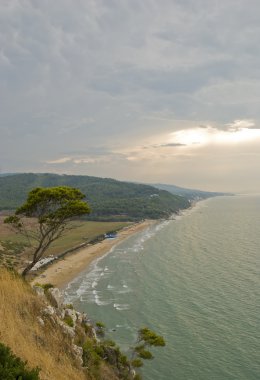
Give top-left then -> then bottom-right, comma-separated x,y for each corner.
4,186 -> 90,276
0,342 -> 40,380
0,173 -> 191,220
34,282 -> 54,292
64,316 -> 74,328
131,327 -> 165,373
82,337 -> 132,379
89,322 -> 165,379
95,321 -> 106,337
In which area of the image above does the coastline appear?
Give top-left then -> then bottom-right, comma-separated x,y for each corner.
31,220 -> 156,289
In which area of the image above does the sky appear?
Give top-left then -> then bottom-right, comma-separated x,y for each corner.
1,0 -> 260,192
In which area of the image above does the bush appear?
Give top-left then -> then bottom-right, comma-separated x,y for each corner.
34,283 -> 54,292
82,339 -> 101,368
102,339 -> 116,347
95,321 -> 105,328
0,342 -> 40,380
131,358 -> 143,368
64,303 -> 74,310
64,316 -> 74,327
95,321 -> 105,337
138,349 -> 153,360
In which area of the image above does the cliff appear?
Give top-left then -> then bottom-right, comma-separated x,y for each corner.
0,269 -> 134,380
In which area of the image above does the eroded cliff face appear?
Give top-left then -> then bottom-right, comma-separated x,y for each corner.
0,269 -> 134,380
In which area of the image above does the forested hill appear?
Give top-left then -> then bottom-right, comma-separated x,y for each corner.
0,173 -> 190,220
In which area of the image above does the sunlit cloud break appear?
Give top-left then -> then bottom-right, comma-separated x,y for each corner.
46,157 -> 71,164
170,121 -> 260,147
46,156 -> 102,165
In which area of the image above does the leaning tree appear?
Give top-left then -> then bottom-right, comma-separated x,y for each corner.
4,186 -> 91,276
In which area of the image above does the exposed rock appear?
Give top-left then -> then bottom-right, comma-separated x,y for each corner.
43,305 -> 55,316
72,344 -> 83,366
37,316 -> 45,326
56,308 -> 65,319
58,321 -> 75,339
76,311 -> 83,324
29,280 -> 131,378
33,286 -> 45,297
47,287 -> 64,308
82,313 -> 89,324
91,327 -> 98,341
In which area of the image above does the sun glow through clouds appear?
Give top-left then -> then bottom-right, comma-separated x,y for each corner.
170,124 -> 260,147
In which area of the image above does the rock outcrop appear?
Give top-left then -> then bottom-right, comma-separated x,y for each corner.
32,285 -> 133,379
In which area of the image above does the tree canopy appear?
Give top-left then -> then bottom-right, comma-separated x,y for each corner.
4,186 -> 91,276
131,327 -> 165,374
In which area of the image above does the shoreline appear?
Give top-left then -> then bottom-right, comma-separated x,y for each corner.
31,220 -> 156,289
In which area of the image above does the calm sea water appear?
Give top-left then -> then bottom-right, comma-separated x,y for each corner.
64,195 -> 260,380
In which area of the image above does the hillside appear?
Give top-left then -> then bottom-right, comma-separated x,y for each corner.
0,269 -> 88,380
0,173 -> 190,220
153,183 -> 230,200
0,268 -> 135,380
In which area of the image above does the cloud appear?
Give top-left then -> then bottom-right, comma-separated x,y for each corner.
142,142 -> 186,149
157,143 -> 186,147
226,119 -> 259,131
1,0 -> 260,191
46,157 -> 71,164
170,123 -> 260,146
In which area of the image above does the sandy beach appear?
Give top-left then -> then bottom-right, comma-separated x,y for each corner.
31,220 -> 155,289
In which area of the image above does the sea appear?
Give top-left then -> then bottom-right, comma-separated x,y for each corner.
64,195 -> 260,380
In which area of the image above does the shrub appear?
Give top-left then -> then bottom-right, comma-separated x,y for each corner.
82,339 -> 101,368
64,303 -> 74,310
138,349 -> 153,360
95,321 -> 105,328
64,316 -> 74,327
34,283 -> 54,292
102,339 -> 116,347
0,342 -> 40,380
131,358 -> 143,368
95,321 -> 105,337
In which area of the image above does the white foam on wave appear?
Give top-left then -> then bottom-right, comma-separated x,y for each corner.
122,222 -> 170,254
92,289 -> 112,306
116,288 -> 132,294
107,284 -> 115,289
64,221 -> 170,303
113,303 -> 130,311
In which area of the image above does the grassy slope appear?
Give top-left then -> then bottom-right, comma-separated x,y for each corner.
0,269 -> 87,380
0,269 -> 122,380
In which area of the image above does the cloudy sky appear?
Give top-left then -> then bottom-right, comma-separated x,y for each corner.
1,0 -> 260,192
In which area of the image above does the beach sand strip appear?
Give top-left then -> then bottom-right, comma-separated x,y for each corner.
31,220 -> 155,289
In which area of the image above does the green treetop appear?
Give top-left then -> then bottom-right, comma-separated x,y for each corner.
4,186 -> 91,276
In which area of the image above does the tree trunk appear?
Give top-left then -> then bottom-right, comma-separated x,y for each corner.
21,261 -> 37,277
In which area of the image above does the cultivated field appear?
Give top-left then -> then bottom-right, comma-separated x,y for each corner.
0,216 -> 130,270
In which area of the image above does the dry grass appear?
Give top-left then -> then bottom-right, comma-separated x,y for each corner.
0,268 -> 88,380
